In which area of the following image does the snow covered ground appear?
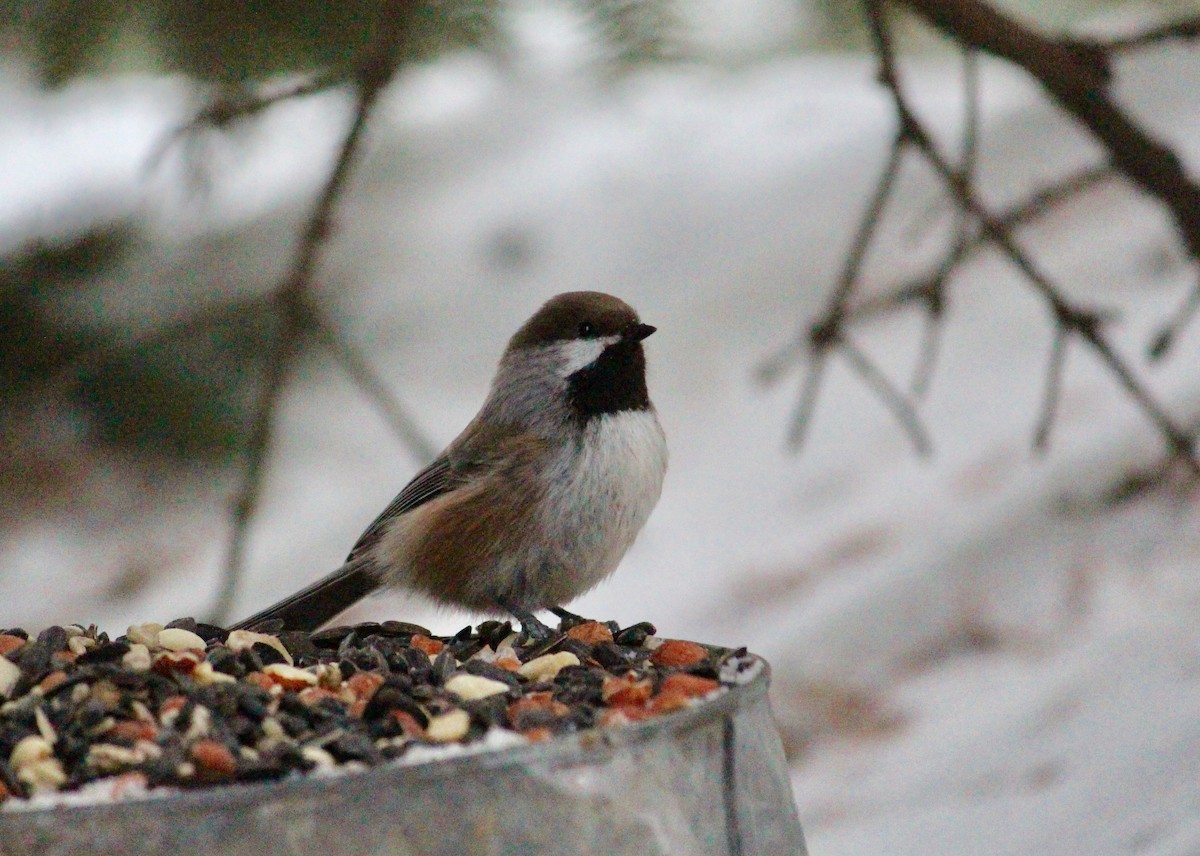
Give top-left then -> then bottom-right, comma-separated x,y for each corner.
4,14 -> 1200,855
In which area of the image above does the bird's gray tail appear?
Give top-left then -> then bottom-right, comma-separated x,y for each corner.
229,558 -> 381,632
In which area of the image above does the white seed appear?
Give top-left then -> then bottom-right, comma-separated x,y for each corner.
226,630 -> 293,666
469,646 -> 497,663
315,662 -> 342,690
425,709 -> 470,743
263,663 -> 318,687
308,727 -> 344,749
185,705 -> 212,740
642,636 -> 664,651
10,735 -> 54,768
0,655 -> 20,698
126,623 -> 163,648
86,716 -> 116,737
88,743 -> 141,772
176,762 -> 196,779
518,652 -> 580,682
157,628 -> 207,652
301,746 -> 336,769
122,643 -> 152,672
134,740 -> 162,761
18,758 -> 66,792
494,632 -> 520,656
35,707 -> 57,744
70,683 -> 91,704
261,717 -> 286,741
193,661 -> 236,686
445,673 -> 510,701
67,635 -> 96,656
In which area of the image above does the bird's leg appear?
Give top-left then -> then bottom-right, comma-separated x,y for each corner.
497,598 -> 556,643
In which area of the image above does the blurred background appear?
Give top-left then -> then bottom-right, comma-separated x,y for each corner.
4,1 -> 1200,852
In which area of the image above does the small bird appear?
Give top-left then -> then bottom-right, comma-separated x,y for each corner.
232,291 -> 667,638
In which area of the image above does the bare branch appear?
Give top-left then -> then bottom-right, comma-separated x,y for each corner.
838,336 -> 933,456
786,353 -> 828,451
910,304 -> 943,400
210,14 -> 408,624
829,130 -> 909,313
1033,325 -> 1068,452
1149,271 -> 1200,360
214,305 -> 295,625
764,126 -> 912,441
846,165 -> 1113,330
145,71 -> 346,174
993,165 -> 1113,232
1104,16 -> 1200,52
957,46 -> 980,217
898,0 -> 1200,366
867,0 -> 1200,475
310,312 -> 439,463
910,46 -> 977,400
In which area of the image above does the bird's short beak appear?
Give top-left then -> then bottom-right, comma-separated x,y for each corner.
627,323 -> 656,341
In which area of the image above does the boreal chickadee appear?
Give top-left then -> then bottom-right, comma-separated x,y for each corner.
233,291 -> 667,639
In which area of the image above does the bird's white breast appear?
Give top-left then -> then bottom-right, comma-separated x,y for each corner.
540,408 -> 668,595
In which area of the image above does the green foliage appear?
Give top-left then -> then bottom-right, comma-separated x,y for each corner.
75,302 -> 278,458
5,0 -> 507,86
17,0 -> 130,86
0,226 -> 275,459
0,225 -> 129,390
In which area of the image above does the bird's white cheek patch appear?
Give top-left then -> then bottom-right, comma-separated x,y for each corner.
557,335 -> 619,377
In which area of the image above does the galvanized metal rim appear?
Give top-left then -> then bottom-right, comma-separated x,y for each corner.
0,654 -> 770,821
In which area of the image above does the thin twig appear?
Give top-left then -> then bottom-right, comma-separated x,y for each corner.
210,23 -> 405,624
786,352 -> 828,450
215,306 -> 296,625
992,165 -> 1112,232
311,312 -> 439,463
761,130 -> 908,441
145,72 -> 346,174
1033,325 -> 1068,451
839,336 -> 933,456
867,0 -> 1199,474
908,248 -> 956,399
911,47 -> 977,399
836,164 -> 1112,330
1148,271 -> 1200,360
899,0 -> 1200,362
1104,15 -> 1200,52
870,165 -> 1111,304
829,131 -> 909,313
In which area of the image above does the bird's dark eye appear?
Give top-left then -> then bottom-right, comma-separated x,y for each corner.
578,321 -> 597,338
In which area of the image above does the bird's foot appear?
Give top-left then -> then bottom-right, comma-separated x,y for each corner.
548,606 -> 586,628
503,605 -> 557,644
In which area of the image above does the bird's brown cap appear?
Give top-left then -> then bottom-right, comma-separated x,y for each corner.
508,291 -> 650,350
